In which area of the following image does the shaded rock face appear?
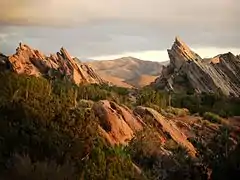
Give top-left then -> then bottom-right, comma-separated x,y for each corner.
1,43 -> 105,85
0,53 -> 11,71
92,100 -> 144,145
134,106 -> 197,157
92,100 -> 196,156
153,37 -> 240,97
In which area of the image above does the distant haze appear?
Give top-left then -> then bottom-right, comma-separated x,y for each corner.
0,0 -> 239,61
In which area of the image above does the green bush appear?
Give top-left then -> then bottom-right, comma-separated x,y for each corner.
0,72 -> 239,179
171,93 -> 240,117
203,112 -> 223,124
0,72 -> 139,179
128,128 -> 208,180
1,154 -> 77,180
136,87 -> 168,108
165,107 -> 189,117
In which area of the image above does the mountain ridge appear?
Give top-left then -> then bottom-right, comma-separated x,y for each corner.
88,56 -> 164,87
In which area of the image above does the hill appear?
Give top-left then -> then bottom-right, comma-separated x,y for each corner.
88,57 -> 164,87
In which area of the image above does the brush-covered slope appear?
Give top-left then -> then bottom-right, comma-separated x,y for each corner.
0,73 -> 240,179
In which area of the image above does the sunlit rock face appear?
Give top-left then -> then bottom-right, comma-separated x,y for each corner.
1,43 -> 105,85
153,37 -> 240,97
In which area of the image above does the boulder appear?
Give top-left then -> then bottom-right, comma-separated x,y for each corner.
92,100 -> 143,145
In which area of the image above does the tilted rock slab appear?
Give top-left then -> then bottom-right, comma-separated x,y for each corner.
2,43 -> 105,85
134,106 -> 197,157
92,100 -> 143,145
153,37 -> 240,97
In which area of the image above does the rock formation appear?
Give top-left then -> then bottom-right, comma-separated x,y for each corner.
1,43 -> 105,85
134,106 -> 197,157
92,100 -> 144,145
92,100 -> 197,157
153,37 -> 240,97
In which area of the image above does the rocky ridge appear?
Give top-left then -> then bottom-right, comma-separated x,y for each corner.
153,37 -> 240,97
1,43 -> 105,85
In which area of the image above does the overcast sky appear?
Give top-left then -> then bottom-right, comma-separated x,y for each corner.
0,0 -> 239,61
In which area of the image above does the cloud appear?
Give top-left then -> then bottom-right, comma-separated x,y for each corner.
0,0 -> 239,59
1,0 -> 239,26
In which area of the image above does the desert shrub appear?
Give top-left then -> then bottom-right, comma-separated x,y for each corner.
127,128 -> 166,179
136,87 -> 168,108
203,112 -> 223,124
0,72 -> 139,179
160,109 -> 175,118
1,154 -> 77,180
171,93 -> 240,117
164,139 -> 179,151
190,126 -> 236,179
128,128 -> 208,180
84,145 -> 140,180
211,142 -> 240,180
165,107 -> 189,117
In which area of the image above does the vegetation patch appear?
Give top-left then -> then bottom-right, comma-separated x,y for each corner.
203,112 -> 224,124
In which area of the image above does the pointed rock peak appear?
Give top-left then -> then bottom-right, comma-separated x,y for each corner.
167,37 -> 202,70
18,42 -> 33,50
60,47 -> 66,52
173,36 -> 191,51
171,36 -> 202,60
15,43 -> 45,59
60,47 -> 72,60
19,42 -> 23,48
175,36 -> 184,44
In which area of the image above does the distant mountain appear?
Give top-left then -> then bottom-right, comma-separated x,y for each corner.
152,37 -> 240,97
88,57 -> 164,88
79,57 -> 94,62
0,43 -> 105,85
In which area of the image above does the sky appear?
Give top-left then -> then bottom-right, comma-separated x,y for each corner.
0,0 -> 239,62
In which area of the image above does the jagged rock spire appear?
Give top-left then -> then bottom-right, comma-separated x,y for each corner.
153,37 -> 240,97
168,37 -> 202,70
2,43 -> 106,85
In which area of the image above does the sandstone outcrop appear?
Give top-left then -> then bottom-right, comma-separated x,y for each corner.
92,100 -> 197,157
1,43 -> 105,85
92,100 -> 144,145
134,106 -> 197,157
153,37 -> 240,97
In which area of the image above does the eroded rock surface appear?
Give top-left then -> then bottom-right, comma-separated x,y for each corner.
1,43 -> 105,85
92,100 -> 143,145
153,37 -> 240,97
134,106 -> 197,157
